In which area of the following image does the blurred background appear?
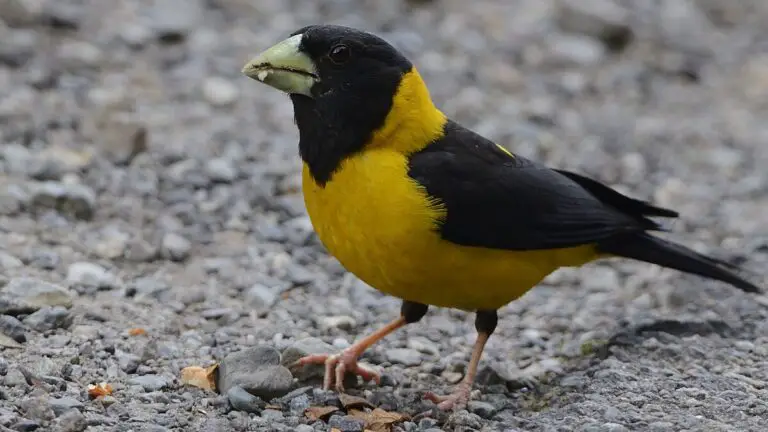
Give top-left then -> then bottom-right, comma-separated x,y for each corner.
1,0 -> 768,431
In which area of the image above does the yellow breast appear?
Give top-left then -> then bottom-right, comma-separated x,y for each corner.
301,148 -> 600,311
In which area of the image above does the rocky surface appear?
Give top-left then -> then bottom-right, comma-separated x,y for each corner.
1,0 -> 768,431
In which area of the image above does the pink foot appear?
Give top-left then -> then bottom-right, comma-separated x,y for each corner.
424,383 -> 472,411
293,350 -> 381,392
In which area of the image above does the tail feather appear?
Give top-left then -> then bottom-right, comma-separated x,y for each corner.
597,233 -> 761,293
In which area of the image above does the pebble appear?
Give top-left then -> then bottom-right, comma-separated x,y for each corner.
28,181 -> 96,221
2,278 -> 74,309
97,120 -> 148,165
20,396 -> 54,422
128,375 -> 171,392
48,397 -> 84,416
203,77 -> 240,107
22,306 -> 73,331
318,315 -> 357,331
57,40 -> 102,69
244,283 -> 278,311
116,350 -> 142,373
467,400 -> 498,418
205,157 -> 238,183
148,0 -> 203,40
546,34 -> 606,66
54,409 -> 87,432
557,0 -> 631,41
217,346 -> 293,400
0,0 -> 44,26
66,262 -> 118,290
0,28 -> 36,67
160,232 -> 192,262
0,315 -> 28,342
227,385 -> 266,413
385,348 -> 422,367
328,414 -> 365,432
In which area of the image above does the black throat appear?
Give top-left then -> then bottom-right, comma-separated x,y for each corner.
290,76 -> 400,186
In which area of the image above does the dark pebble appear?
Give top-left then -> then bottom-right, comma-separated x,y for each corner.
328,414 -> 365,432
226,385 -> 265,413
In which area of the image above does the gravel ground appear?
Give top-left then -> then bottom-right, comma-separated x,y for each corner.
2,0 -> 768,431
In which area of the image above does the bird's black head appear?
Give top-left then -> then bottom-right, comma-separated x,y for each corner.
242,25 -> 417,185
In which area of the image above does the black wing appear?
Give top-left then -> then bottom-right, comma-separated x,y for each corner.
407,120 -> 678,251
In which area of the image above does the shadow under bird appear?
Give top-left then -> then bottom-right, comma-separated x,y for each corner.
241,24 -> 761,411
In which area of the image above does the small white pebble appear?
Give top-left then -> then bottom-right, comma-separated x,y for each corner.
202,76 -> 239,107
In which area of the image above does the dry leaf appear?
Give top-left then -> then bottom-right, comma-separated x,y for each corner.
304,405 -> 339,421
331,429 -> 342,432
348,407 -> 408,432
180,364 -> 218,391
339,393 -> 373,409
128,328 -> 147,336
87,382 -> 113,399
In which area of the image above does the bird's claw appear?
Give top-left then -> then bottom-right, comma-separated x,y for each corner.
424,383 -> 472,411
293,350 -> 381,392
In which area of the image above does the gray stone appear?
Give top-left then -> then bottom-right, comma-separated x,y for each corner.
0,0 -> 44,26
54,408 -> 87,432
0,28 -> 36,67
3,366 -> 28,387
227,385 -> 266,413
148,0 -> 203,39
23,306 -> 73,331
557,0 -> 631,40
20,395 -> 54,422
328,414 -> 365,432
160,232 -> 192,262
48,397 -> 83,417
217,346 -> 293,401
386,348 -> 422,367
128,374 -> 171,392
0,314 -> 28,342
546,34 -> 606,66
288,393 -> 310,414
2,278 -> 73,309
318,315 -> 357,331
116,350 -> 141,373
244,283 -> 277,310
202,77 -> 240,107
467,400 -> 497,418
56,40 -> 102,69
66,262 -> 117,290
28,181 -> 96,220
97,119 -> 147,165
205,157 -> 238,183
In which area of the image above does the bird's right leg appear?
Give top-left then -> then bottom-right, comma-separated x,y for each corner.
292,300 -> 428,392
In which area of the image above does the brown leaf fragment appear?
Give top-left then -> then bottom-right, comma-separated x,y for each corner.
348,407 -> 409,432
339,393 -> 374,409
180,364 -> 218,391
128,328 -> 147,336
87,382 -> 113,399
304,405 -> 339,421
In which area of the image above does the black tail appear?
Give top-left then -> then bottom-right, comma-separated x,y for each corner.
598,233 -> 761,293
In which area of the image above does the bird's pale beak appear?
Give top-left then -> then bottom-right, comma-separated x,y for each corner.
241,34 -> 318,97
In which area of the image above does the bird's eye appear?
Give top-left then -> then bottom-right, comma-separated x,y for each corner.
329,44 -> 351,64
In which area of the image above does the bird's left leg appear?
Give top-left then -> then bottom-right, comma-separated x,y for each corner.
293,301 -> 428,392
424,309 -> 497,411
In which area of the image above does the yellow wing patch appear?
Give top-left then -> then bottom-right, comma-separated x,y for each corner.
495,143 -> 514,157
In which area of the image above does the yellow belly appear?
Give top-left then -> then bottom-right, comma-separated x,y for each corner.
302,148 -> 600,311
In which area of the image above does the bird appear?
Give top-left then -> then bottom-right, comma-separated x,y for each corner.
241,24 -> 761,411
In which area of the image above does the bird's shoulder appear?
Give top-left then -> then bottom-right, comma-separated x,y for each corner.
406,120 -> 674,251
